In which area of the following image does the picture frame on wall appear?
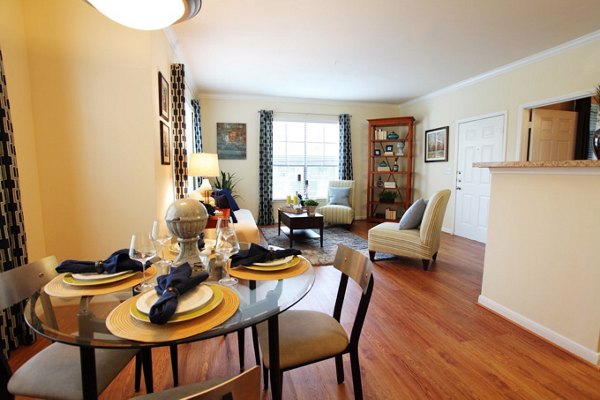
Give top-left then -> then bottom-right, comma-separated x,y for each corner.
160,121 -> 171,165
158,71 -> 169,120
374,149 -> 381,156
424,126 -> 449,162
217,122 -> 247,159
385,144 -> 394,153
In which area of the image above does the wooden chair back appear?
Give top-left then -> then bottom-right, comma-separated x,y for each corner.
181,366 -> 260,400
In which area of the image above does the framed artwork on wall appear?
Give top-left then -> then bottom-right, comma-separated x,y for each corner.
425,126 -> 449,162
160,121 -> 171,165
158,71 -> 169,120
217,122 -> 247,159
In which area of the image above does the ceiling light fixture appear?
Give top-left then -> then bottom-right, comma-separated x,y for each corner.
86,0 -> 202,30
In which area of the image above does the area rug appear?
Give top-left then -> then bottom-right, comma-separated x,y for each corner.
260,226 -> 370,266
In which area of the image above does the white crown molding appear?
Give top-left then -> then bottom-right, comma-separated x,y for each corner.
162,27 -> 198,93
402,29 -> 600,107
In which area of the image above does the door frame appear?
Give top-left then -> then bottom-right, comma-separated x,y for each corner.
452,111 -> 507,238
515,89 -> 593,160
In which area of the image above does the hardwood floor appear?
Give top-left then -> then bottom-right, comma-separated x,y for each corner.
10,221 -> 600,399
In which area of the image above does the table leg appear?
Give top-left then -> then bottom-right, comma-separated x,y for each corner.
320,220 -> 324,247
268,315 -> 282,400
79,347 -> 97,400
237,329 -> 245,372
141,348 -> 154,393
278,210 -> 281,236
289,228 -> 293,248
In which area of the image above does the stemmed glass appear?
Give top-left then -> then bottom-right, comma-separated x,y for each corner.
216,218 -> 240,286
129,231 -> 157,292
151,220 -> 173,275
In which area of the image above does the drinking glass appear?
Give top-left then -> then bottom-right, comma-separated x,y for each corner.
215,218 -> 240,286
151,220 -> 173,259
129,232 -> 157,291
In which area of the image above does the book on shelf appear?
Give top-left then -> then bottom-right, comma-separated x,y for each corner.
385,208 -> 397,220
383,182 -> 396,189
377,166 -> 390,172
383,152 -> 394,156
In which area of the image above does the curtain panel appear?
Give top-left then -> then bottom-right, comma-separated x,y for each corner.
338,114 -> 353,180
257,110 -> 274,225
191,99 -> 202,190
171,64 -> 188,199
0,49 -> 33,359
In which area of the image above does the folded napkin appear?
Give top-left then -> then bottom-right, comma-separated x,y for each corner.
56,249 -> 143,274
149,263 -> 209,325
230,243 -> 301,267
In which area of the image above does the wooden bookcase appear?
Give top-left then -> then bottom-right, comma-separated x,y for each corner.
367,116 -> 415,223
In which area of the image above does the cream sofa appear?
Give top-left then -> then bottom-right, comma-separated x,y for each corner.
232,209 -> 260,244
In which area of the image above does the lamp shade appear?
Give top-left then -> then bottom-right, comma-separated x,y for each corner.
86,0 -> 202,30
188,153 -> 220,177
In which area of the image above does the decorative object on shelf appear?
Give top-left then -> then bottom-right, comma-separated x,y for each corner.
393,158 -> 399,172
376,176 -> 384,188
396,141 -> 405,156
594,84 -> 600,159
377,160 -> 390,171
385,208 -> 397,220
386,131 -> 399,140
160,121 -> 171,165
304,199 -> 319,216
158,71 -> 169,120
384,144 -> 394,155
217,122 -> 247,160
379,191 -> 398,203
383,181 -> 396,189
425,126 -> 449,162
188,153 -> 220,204
374,149 -> 381,156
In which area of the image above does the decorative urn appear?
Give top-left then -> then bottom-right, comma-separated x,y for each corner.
165,199 -> 208,270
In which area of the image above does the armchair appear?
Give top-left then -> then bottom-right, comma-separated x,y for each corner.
368,189 -> 451,270
317,180 -> 355,225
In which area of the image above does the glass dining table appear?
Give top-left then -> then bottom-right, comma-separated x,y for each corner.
24,254 -> 315,400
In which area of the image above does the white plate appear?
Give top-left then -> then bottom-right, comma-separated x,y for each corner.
71,270 -> 131,281
253,255 -> 294,267
136,284 -> 213,316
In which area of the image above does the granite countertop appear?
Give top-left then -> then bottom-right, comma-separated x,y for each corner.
474,160 -> 600,168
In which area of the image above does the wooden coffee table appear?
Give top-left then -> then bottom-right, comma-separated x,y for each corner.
278,209 -> 324,248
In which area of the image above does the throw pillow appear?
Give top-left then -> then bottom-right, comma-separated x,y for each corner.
329,187 -> 351,207
399,198 -> 427,230
213,189 -> 240,212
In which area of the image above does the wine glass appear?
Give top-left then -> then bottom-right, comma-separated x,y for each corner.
151,220 -> 173,274
215,218 -> 240,286
129,232 -> 157,292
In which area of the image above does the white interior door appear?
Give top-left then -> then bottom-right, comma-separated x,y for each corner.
455,114 -> 505,243
529,109 -> 577,161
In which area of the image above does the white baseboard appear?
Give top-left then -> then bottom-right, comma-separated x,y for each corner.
478,295 -> 599,367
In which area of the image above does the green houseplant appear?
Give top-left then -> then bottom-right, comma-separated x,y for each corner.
214,171 -> 241,199
379,191 -> 398,203
304,199 -> 319,216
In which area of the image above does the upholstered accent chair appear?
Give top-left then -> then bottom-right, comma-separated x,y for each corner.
317,180 -> 355,225
368,189 -> 451,270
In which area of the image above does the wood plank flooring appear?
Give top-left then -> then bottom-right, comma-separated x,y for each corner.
9,221 -> 600,399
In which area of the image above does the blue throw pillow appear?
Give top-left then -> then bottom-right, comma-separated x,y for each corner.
399,198 -> 427,230
213,189 -> 240,212
329,187 -> 351,207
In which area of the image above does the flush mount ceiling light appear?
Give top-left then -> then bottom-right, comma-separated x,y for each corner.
86,0 -> 202,30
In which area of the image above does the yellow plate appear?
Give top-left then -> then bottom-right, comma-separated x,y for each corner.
63,271 -> 138,286
129,284 -> 224,324
244,256 -> 301,271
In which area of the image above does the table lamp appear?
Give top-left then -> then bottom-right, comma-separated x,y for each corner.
189,152 -> 220,204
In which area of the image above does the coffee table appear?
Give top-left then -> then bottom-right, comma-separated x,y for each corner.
278,209 -> 324,248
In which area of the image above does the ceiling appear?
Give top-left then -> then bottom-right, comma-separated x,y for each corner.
169,0 -> 600,104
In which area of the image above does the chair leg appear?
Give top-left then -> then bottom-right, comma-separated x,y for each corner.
432,252 -> 438,260
134,353 -> 141,392
141,348 -> 154,393
421,259 -> 430,271
169,344 -> 179,387
262,364 -> 269,389
368,251 -> 375,261
335,354 -> 344,384
237,329 -> 245,372
251,325 -> 260,366
350,349 -> 364,400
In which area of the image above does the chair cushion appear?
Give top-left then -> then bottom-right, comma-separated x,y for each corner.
399,198 -> 427,229
328,187 -> 351,207
257,310 -> 349,370
317,204 -> 354,225
8,342 -> 136,400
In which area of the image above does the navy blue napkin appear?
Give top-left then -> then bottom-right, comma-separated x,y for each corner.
56,249 -> 143,274
230,243 -> 301,268
148,263 -> 209,325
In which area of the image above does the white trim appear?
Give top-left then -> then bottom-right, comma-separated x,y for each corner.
490,167 -> 600,176
514,89 -> 594,159
403,30 -> 600,108
163,27 -> 198,93
478,295 -> 599,366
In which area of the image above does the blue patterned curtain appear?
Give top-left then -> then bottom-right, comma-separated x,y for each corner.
191,99 -> 202,190
339,114 -> 353,180
0,49 -> 33,359
171,64 -> 188,199
258,110 -> 274,225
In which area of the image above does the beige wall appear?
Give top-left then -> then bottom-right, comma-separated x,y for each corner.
1,0 -> 179,261
399,38 -> 600,232
197,96 -> 399,220
480,169 -> 600,365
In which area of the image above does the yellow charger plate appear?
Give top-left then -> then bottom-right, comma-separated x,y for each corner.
63,271 -> 138,286
244,256 -> 301,271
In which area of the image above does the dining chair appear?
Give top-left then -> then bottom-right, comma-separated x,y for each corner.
0,255 -> 142,400
130,365 -> 260,400
255,244 -> 374,400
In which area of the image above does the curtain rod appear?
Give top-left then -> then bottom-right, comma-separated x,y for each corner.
258,111 -> 352,118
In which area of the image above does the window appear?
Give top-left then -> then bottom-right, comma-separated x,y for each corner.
272,118 -> 339,200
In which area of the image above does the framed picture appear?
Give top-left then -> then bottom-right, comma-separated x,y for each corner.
385,145 -> 394,153
425,126 -> 449,162
158,72 -> 169,120
217,122 -> 247,160
160,121 -> 171,165
374,149 -> 381,156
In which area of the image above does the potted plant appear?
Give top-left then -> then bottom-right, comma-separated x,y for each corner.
379,191 -> 398,203
214,171 -> 241,199
304,199 -> 319,216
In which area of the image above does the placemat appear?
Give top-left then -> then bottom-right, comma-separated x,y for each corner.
229,256 -> 309,281
44,266 -> 157,298
105,285 -> 239,342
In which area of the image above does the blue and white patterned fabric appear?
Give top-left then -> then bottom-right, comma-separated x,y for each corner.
339,114 -> 353,180
171,64 -> 188,199
191,99 -> 202,190
258,110 -> 274,225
